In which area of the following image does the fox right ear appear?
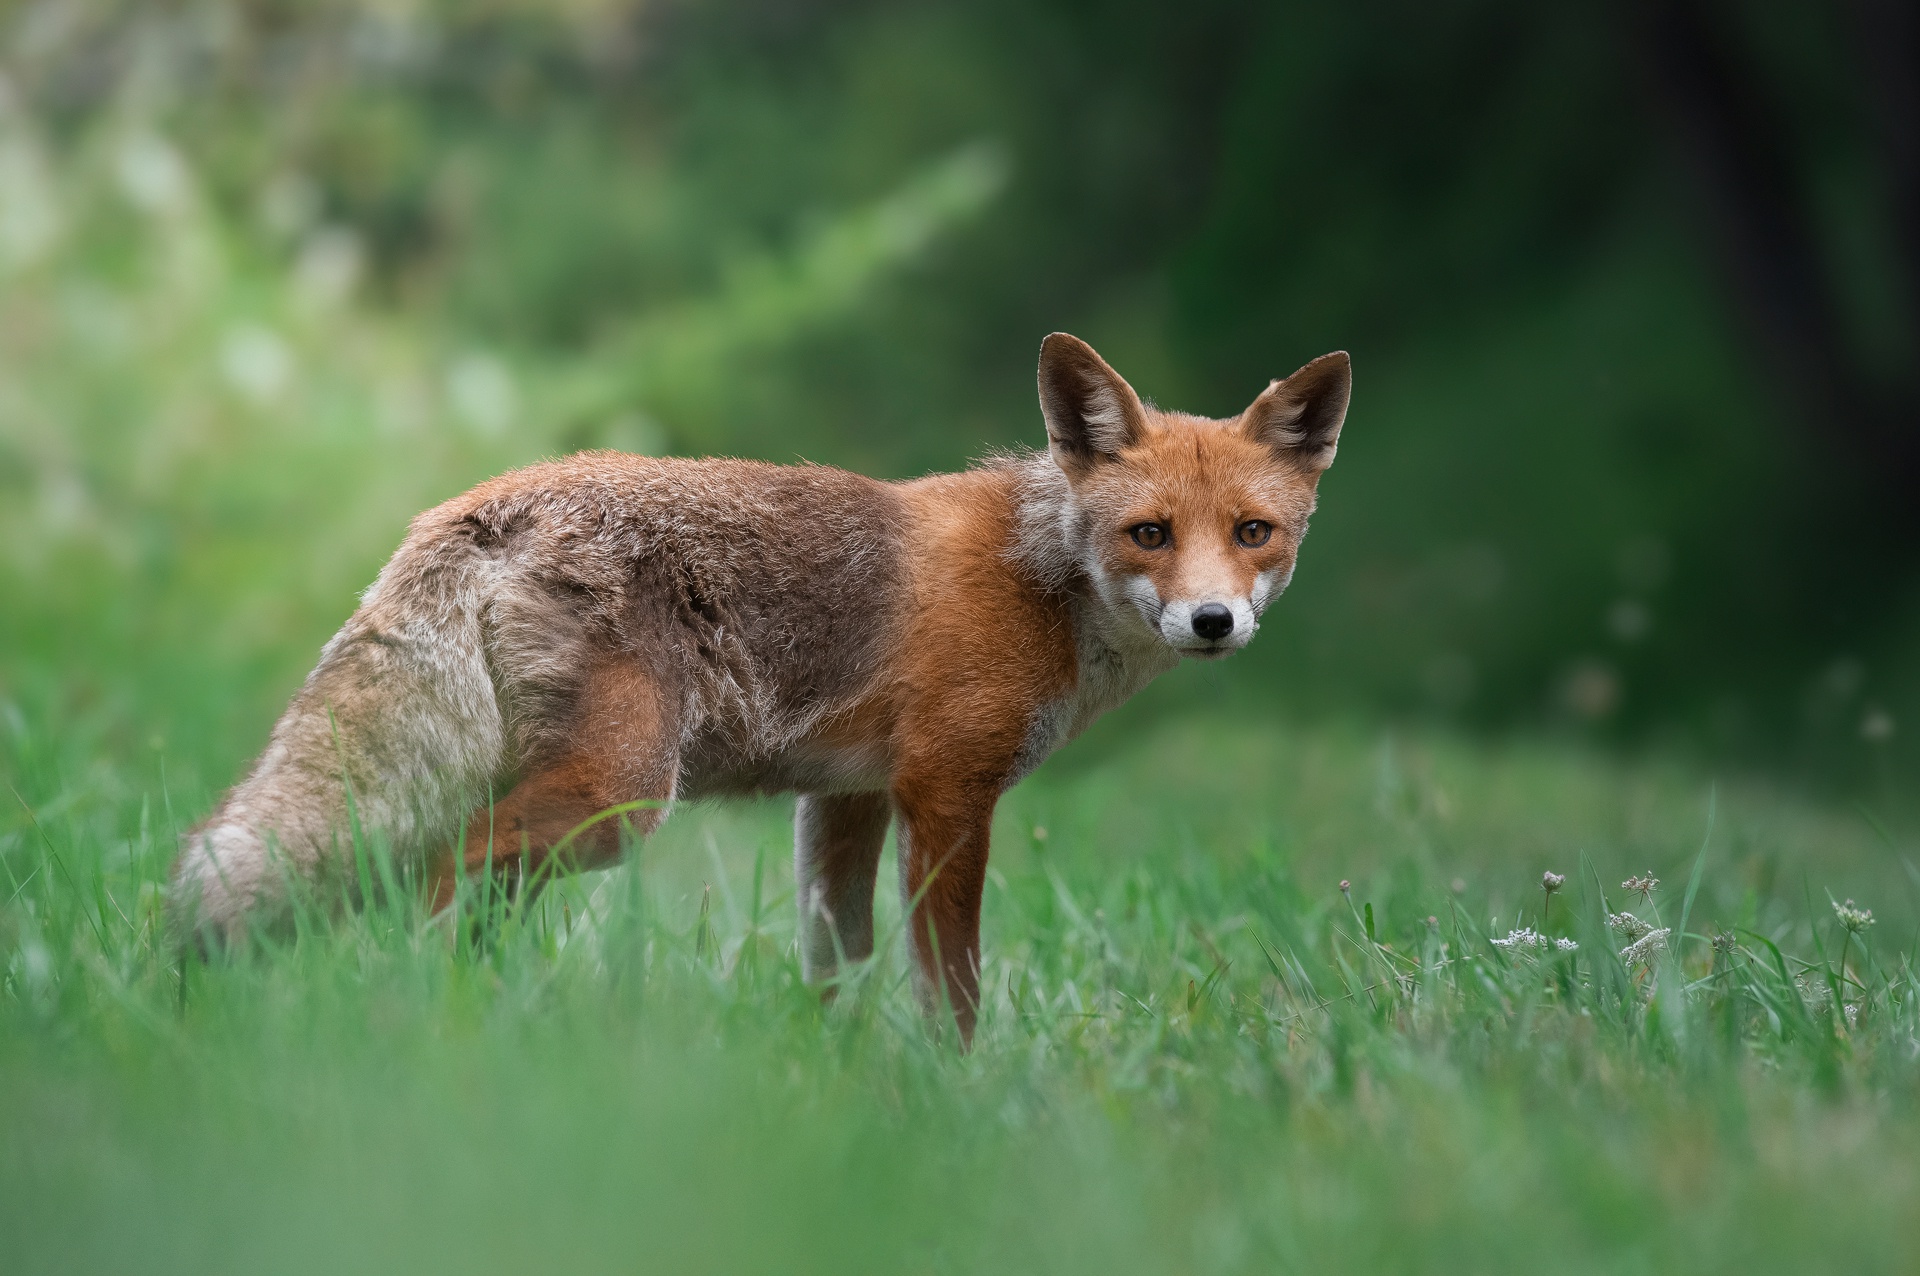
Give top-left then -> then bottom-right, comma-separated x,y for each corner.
1241,351 -> 1352,472
1037,333 -> 1148,478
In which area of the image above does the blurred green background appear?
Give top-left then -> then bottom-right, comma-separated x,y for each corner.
2,0 -> 1916,801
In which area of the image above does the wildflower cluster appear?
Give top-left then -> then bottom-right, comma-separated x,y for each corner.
1621,873 -> 1659,902
1607,911 -> 1653,943
1833,899 -> 1875,934
1492,927 -> 1578,954
1618,928 -> 1671,969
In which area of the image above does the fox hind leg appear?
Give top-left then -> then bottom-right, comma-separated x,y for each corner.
429,660 -> 681,913
794,791 -> 892,988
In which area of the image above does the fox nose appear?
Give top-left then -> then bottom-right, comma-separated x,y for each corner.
1190,603 -> 1234,641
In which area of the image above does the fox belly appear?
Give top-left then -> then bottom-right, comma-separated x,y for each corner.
676,731 -> 895,800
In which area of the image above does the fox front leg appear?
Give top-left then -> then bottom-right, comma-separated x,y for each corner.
890,773 -> 996,1047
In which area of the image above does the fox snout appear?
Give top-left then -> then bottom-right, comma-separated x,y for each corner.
1156,594 -> 1259,657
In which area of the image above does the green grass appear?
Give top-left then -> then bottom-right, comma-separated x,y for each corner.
6,708 -> 1920,1274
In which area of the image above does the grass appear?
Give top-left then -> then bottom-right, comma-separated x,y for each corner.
5,705 -> 1920,1274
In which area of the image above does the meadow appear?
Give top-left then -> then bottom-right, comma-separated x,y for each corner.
6,700 -> 1920,1274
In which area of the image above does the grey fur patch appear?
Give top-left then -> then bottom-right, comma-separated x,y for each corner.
999,451 -> 1091,597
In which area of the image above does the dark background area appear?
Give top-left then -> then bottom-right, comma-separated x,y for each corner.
1,0 -> 1915,795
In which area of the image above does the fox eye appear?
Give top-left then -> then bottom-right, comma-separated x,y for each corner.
1129,522 -> 1168,550
1236,520 -> 1272,548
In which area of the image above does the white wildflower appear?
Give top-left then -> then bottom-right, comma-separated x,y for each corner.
1493,926 -> 1545,951
1608,911 -> 1653,943
1622,873 -> 1659,902
1833,899 -> 1874,935
1619,927 -> 1670,968
1493,927 -> 1577,955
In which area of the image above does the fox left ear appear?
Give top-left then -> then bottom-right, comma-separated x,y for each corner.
1037,332 -> 1149,479
1241,351 -> 1351,472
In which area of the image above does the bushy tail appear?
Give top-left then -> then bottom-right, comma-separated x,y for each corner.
171,546 -> 507,945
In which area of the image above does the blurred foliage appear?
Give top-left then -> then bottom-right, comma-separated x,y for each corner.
0,0 -> 1915,794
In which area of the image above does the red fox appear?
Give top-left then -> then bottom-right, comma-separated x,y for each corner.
171,333 -> 1350,1042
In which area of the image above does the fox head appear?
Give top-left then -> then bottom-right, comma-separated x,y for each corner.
1037,332 -> 1350,660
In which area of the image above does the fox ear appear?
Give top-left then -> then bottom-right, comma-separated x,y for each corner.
1242,351 -> 1351,472
1037,333 -> 1148,477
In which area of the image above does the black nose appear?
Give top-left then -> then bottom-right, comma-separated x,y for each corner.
1191,603 -> 1234,641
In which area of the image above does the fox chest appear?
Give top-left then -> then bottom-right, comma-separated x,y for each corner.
1005,635 -> 1175,788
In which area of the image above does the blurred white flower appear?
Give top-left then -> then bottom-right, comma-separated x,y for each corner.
117,134 -> 192,216
10,937 -> 52,995
1833,899 -> 1875,935
0,134 -> 61,270
447,353 -> 516,437
38,469 -> 90,536
1607,598 -> 1651,642
1493,927 -> 1576,954
294,227 -> 363,310
259,172 -> 322,239
59,283 -> 134,355
351,6 -> 441,71
221,324 -> 293,404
